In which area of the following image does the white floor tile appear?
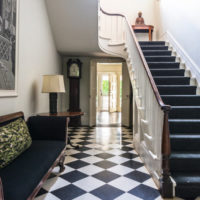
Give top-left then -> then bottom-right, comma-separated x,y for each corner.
108,165 -> 133,176
78,165 -> 104,175
42,177 -> 70,192
73,177 -> 104,192
81,156 -> 103,164
73,193 -> 101,200
108,177 -> 140,192
64,156 -> 78,164
107,156 -> 129,164
83,149 -> 103,155
114,193 -> 143,200
34,193 -> 60,200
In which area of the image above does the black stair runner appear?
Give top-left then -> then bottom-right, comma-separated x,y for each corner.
139,41 -> 200,199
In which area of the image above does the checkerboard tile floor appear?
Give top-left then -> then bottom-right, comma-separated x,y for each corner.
34,127 -> 162,200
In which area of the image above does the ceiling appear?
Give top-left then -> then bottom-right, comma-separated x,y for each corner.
45,0 -> 108,57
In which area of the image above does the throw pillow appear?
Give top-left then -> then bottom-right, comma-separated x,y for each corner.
0,118 -> 32,169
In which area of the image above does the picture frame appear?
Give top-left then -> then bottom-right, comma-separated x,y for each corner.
0,0 -> 19,97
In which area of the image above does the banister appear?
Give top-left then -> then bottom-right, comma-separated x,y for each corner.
99,6 -> 173,197
100,7 -> 171,111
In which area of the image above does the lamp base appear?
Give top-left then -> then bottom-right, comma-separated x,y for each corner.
49,93 -> 57,114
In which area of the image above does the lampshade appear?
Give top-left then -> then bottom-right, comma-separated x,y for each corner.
42,75 -> 65,93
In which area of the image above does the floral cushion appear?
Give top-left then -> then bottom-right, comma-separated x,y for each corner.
0,118 -> 32,169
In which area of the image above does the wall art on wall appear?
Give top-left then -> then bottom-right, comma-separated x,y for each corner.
0,0 -> 18,97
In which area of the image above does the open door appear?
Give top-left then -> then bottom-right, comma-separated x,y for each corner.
109,73 -> 117,113
122,62 -> 131,126
89,60 -> 97,126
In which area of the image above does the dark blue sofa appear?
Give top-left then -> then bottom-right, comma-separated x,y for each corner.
0,112 -> 67,200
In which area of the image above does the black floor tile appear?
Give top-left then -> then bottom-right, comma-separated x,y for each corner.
96,153 -> 115,159
91,184 -> 124,200
94,160 -> 116,169
125,171 -> 151,183
67,160 -> 89,169
128,184 -> 160,200
61,170 -> 88,183
52,184 -> 85,200
93,170 -> 120,183
122,160 -> 144,169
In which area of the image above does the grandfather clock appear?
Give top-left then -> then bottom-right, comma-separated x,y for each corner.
67,59 -> 82,126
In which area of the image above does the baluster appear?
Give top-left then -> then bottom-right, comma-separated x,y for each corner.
160,108 -> 173,198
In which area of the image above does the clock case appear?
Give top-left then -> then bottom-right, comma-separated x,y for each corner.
67,59 -> 82,127
67,59 -> 82,78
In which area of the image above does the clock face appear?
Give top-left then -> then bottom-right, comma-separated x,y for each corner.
70,63 -> 79,77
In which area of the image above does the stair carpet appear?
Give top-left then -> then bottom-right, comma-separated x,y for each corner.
139,41 -> 200,199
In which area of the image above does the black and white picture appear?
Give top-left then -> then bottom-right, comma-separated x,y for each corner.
0,0 -> 17,95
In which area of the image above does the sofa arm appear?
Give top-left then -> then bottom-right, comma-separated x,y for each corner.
0,178 -> 4,200
27,116 -> 67,141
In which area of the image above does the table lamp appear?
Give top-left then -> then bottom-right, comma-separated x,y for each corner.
42,75 -> 65,114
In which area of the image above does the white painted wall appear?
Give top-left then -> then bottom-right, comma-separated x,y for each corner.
100,0 -> 157,40
0,0 -> 61,118
155,0 -> 200,66
46,0 -> 105,56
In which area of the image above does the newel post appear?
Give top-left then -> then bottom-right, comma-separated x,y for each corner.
160,107 -> 173,198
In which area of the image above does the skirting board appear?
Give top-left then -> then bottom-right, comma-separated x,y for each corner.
160,31 -> 200,84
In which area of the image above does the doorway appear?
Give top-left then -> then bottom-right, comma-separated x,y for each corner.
96,63 -> 122,126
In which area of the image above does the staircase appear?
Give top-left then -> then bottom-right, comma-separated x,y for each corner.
140,41 -> 200,199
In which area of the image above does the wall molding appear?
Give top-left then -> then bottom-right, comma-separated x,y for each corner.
160,31 -> 200,85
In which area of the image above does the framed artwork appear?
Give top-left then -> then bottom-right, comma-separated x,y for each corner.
0,0 -> 19,97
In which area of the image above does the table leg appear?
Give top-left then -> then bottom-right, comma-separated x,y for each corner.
67,136 -> 79,149
66,117 -> 79,149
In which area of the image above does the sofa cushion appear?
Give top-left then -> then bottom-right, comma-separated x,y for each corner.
0,118 -> 32,169
0,140 -> 66,200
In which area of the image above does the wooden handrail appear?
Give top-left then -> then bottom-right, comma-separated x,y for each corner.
100,7 -> 170,111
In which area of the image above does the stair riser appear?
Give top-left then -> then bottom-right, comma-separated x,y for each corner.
175,185 -> 200,200
169,108 -> 200,119
169,121 -> 200,133
148,63 -> 180,69
151,70 -> 185,76
171,137 -> 200,151
170,158 -> 200,172
141,46 -> 168,51
154,78 -> 190,85
158,87 -> 196,95
145,57 -> 176,62
162,96 -> 200,106
143,51 -> 171,56
139,41 -> 165,46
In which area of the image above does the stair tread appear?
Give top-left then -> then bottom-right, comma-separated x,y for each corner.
148,62 -> 179,64
142,50 -> 171,52
171,134 -> 200,138
172,172 -> 200,184
161,95 -> 200,97
151,69 -> 184,71
145,56 -> 175,58
171,106 -> 200,108
171,152 -> 200,159
154,76 -> 188,78
169,119 -> 200,122
158,85 -> 196,87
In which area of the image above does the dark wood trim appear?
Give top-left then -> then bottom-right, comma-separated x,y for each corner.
27,147 -> 66,200
0,178 -> 4,200
160,109 -> 173,198
0,111 -> 24,124
100,7 -> 171,111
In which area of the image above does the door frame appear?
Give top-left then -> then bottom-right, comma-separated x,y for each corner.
89,58 -> 127,127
